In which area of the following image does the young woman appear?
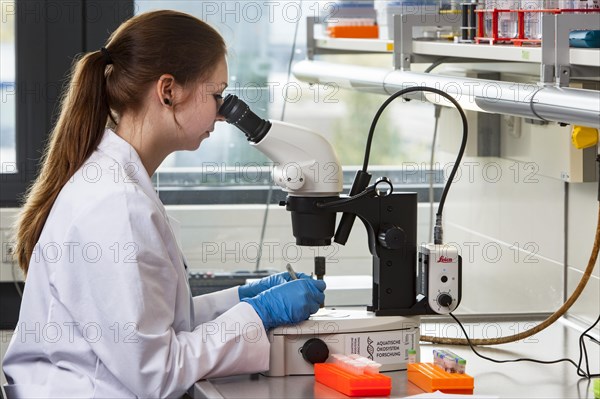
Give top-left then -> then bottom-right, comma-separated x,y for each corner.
3,10 -> 325,398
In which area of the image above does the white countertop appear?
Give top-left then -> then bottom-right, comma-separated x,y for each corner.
190,315 -> 599,398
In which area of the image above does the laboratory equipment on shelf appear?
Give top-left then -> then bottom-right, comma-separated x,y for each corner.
323,1 -> 378,38
522,0 -> 557,40
476,0 -> 600,45
459,2 -> 478,42
327,19 -> 379,39
479,0 -> 525,44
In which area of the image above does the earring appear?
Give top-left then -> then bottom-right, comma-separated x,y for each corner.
164,98 -> 171,106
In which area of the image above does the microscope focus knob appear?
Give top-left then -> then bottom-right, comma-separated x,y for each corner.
378,226 -> 406,250
437,293 -> 453,308
300,338 -> 329,364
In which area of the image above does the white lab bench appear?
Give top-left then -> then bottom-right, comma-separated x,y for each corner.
189,316 -> 599,398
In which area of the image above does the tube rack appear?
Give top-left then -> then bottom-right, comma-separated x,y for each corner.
475,8 -> 600,45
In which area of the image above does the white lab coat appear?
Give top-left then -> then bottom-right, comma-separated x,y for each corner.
3,129 -> 270,398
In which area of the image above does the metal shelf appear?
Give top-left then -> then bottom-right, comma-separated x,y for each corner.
315,36 -> 599,68
308,13 -> 600,85
414,41 -> 598,67
314,36 -> 394,53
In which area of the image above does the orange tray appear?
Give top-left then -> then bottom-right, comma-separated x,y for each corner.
408,363 -> 474,394
314,363 -> 392,397
327,25 -> 379,39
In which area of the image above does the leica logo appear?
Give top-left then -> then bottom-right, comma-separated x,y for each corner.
437,256 -> 453,263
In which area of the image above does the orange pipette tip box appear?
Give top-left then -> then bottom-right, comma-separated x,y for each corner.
408,363 -> 474,395
314,363 -> 392,397
327,25 -> 379,39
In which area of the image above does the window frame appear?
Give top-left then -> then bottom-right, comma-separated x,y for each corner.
154,168 -> 444,205
1,0 -> 134,207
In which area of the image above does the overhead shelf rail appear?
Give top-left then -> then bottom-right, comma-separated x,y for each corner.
293,60 -> 600,128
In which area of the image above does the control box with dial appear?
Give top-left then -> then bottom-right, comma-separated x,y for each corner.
417,243 -> 462,314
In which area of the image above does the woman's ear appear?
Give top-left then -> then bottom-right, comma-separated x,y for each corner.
156,74 -> 176,107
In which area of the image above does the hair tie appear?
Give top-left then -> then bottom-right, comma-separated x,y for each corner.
100,47 -> 113,65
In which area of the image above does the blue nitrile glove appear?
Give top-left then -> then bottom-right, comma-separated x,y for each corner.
238,271 -> 310,300
242,278 -> 326,331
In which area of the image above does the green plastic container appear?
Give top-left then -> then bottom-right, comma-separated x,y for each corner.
593,378 -> 600,399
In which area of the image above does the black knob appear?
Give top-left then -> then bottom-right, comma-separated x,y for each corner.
301,338 -> 329,364
437,293 -> 453,307
378,225 -> 406,249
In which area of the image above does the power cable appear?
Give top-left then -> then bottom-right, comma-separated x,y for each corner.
449,311 -> 599,379
428,105 -> 442,243
361,86 -> 468,244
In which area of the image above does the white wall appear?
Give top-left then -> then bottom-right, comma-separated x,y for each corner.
436,103 -> 599,330
567,183 -> 600,328
439,155 -> 566,314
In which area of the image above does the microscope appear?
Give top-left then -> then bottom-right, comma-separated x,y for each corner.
219,95 -> 462,376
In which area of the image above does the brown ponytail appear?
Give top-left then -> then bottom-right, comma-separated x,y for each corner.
14,10 -> 226,274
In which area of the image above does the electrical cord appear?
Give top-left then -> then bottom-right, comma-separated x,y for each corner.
280,4 -> 301,124
361,86 -> 468,244
428,105 -> 442,243
11,257 -> 23,298
423,57 -> 461,74
255,5 -> 301,271
578,317 -> 600,378
424,58 -> 448,243
255,187 -> 273,272
421,203 -> 600,346
448,311 -> 600,379
588,335 -> 600,345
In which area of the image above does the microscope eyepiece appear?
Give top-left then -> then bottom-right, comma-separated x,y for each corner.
219,94 -> 272,143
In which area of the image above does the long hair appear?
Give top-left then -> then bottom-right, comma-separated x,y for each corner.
14,10 -> 226,274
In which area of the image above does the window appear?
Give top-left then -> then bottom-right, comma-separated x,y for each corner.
1,0 -> 16,174
1,1 -> 134,207
135,1 -> 442,204
0,1 -> 441,206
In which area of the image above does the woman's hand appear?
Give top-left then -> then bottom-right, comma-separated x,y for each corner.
238,271 -> 310,300
241,279 -> 326,330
